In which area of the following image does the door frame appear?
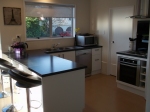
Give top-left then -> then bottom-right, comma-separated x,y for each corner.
107,6 -> 135,76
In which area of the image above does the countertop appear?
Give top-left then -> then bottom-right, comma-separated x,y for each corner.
116,50 -> 147,59
3,45 -> 102,77
45,45 -> 102,54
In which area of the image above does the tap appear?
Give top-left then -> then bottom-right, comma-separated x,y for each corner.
52,43 -> 60,49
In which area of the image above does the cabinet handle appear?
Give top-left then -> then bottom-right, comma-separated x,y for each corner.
95,59 -> 99,61
95,49 -> 99,51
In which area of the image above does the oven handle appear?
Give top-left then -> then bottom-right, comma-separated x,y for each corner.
120,63 -> 137,68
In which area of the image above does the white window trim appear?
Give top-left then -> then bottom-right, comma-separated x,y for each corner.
23,1 -> 76,42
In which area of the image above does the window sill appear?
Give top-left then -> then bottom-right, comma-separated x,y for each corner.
26,37 -> 74,42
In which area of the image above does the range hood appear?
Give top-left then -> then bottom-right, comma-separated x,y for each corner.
130,0 -> 150,18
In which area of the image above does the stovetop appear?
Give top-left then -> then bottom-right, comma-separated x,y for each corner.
117,50 -> 147,58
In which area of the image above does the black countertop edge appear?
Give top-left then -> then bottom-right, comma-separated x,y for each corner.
29,66 -> 87,77
3,51 -> 87,77
117,51 -> 147,59
45,45 -> 102,54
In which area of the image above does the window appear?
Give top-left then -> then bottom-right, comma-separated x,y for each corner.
25,2 -> 75,39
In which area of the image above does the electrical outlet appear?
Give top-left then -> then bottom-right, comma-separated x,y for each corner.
16,34 -> 21,39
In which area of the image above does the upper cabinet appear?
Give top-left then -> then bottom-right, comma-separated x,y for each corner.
135,20 -> 149,52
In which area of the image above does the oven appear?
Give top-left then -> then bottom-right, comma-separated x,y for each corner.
117,56 -> 140,86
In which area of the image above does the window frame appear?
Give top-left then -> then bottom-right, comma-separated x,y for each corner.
24,1 -> 76,41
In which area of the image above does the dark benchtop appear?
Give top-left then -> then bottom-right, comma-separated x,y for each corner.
45,45 -> 102,54
3,45 -> 102,77
116,50 -> 147,59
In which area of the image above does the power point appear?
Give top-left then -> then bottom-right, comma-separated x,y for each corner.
16,34 -> 21,39
15,34 -> 21,42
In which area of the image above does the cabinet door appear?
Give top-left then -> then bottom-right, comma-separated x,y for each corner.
50,52 -> 62,57
92,54 -> 101,71
92,48 -> 101,55
50,51 -> 75,62
63,51 -> 75,62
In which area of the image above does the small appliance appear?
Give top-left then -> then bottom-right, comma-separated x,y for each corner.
75,33 -> 98,47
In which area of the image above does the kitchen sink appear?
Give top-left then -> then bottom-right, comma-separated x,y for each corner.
58,47 -> 70,50
45,47 -> 72,53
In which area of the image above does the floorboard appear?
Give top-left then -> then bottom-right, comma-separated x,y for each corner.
0,74 -> 145,112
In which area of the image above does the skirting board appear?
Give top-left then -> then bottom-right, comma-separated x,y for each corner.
117,82 -> 145,98
91,69 -> 101,75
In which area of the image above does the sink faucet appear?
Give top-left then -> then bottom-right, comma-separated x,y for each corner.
52,43 -> 60,49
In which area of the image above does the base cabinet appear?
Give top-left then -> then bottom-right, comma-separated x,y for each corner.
42,69 -> 85,112
50,51 -> 75,62
92,48 -> 101,73
50,48 -> 102,75
116,54 -> 147,97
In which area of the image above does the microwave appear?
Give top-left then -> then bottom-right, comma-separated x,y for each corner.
76,35 -> 98,46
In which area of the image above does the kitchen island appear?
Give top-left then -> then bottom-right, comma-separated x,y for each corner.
3,49 -> 86,112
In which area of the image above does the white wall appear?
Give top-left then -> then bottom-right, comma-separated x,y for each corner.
0,4 -> 2,58
90,0 -> 136,74
0,0 -> 90,51
0,33 -> 2,58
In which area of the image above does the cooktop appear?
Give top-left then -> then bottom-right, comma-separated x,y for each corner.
117,50 -> 147,58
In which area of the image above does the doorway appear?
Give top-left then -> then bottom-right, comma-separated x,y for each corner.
109,6 -> 134,76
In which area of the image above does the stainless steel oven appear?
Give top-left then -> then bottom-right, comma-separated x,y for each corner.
117,56 -> 140,86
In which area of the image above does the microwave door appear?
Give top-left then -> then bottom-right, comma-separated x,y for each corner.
85,37 -> 95,46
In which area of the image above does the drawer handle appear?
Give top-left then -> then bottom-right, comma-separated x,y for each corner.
95,59 -> 99,61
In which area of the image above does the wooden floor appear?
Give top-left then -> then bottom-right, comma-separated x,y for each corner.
0,74 -> 146,112
84,74 -> 145,112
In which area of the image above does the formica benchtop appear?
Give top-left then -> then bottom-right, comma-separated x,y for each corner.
117,50 -> 147,59
3,49 -> 87,77
3,46 -> 102,77
45,45 -> 102,54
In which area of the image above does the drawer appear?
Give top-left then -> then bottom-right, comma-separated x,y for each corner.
92,54 -> 101,71
76,49 -> 91,55
92,48 -> 101,55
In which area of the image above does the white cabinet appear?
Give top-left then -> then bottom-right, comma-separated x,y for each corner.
50,51 -> 75,62
92,48 -> 101,72
63,51 -> 76,62
140,61 -> 147,88
50,48 -> 102,75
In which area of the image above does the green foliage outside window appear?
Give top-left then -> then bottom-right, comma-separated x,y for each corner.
26,17 -> 50,38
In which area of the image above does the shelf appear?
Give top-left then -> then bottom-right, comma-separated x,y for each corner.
142,40 -> 148,43
139,86 -> 145,88
141,73 -> 146,76
141,66 -> 146,68
140,60 -> 146,89
139,81 -> 145,89
140,80 -> 145,83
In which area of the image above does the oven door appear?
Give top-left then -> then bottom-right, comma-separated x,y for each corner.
119,63 -> 140,86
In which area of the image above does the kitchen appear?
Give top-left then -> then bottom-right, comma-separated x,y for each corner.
0,0 -> 149,112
